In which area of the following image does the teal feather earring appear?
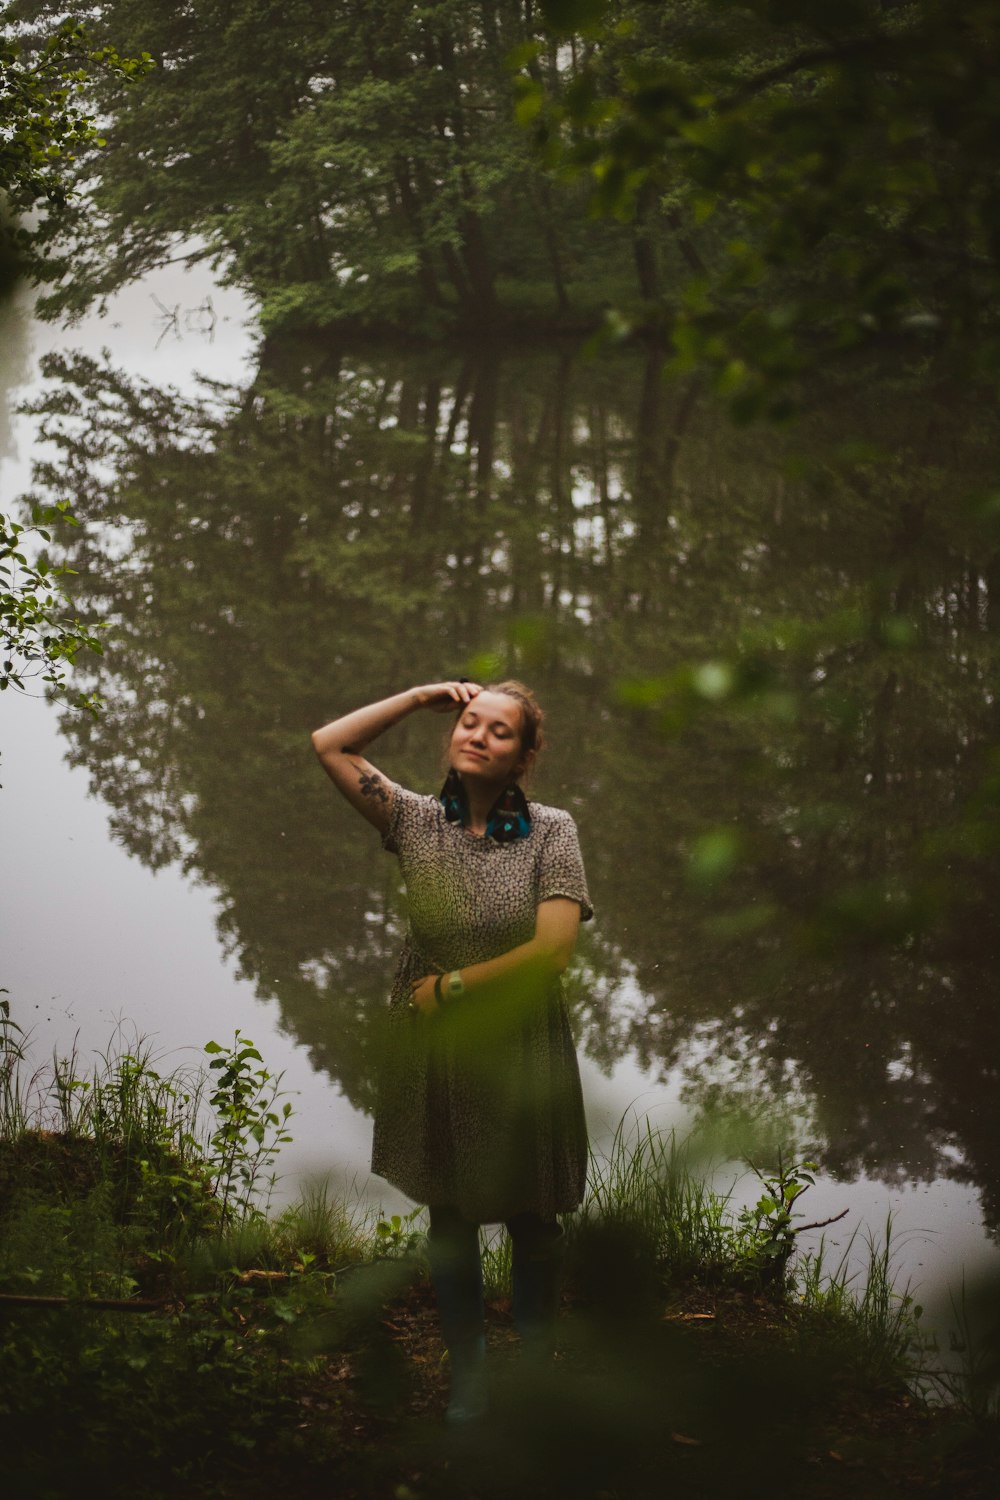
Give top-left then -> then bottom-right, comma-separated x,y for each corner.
485,783 -> 532,843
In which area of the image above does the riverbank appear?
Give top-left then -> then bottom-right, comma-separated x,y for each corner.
1,1015 -> 997,1498
3,1243 -> 998,1500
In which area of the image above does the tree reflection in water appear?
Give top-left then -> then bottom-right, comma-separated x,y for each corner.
21,340 -> 1000,1233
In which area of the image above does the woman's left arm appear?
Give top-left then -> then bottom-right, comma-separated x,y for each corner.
409,898 -> 581,1016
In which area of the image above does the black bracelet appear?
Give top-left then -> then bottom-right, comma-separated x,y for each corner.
434,974 -> 444,1006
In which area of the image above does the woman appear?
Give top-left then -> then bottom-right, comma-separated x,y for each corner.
311,678 -> 592,1422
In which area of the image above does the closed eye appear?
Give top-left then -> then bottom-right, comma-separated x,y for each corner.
462,713 -> 513,737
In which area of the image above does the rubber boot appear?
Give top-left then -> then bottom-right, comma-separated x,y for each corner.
511,1230 -> 562,1361
428,1229 -> 488,1424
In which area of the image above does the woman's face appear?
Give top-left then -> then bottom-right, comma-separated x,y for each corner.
449,690 -> 530,784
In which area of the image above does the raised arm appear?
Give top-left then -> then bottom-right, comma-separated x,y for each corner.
310,681 -> 482,834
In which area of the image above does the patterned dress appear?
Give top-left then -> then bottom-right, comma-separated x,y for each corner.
371,783 -> 593,1224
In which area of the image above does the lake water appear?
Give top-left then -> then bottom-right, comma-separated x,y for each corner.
2,264 -> 998,1346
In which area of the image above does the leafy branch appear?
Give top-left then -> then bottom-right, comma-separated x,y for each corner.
0,500 -> 105,712
0,16 -> 153,212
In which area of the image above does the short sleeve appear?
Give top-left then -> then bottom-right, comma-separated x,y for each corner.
381,782 -> 435,856
538,810 -> 593,921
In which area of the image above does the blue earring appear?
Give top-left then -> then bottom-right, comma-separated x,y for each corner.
485,782 -> 532,843
440,767 -> 469,824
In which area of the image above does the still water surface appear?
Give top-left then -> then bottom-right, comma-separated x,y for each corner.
1,266 -> 998,1336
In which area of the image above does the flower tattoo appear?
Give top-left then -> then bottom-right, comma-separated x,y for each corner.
358,770 -> 389,803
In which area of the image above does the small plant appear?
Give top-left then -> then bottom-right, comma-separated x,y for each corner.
736,1154 -> 819,1293
374,1207 -> 424,1258
271,1183 -> 368,1270
480,1224 -> 513,1300
204,1032 -> 294,1226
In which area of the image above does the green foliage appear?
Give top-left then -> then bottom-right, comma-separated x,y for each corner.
569,1119 -> 826,1298
203,1031 -> 294,1226
0,9 -> 152,283
734,1155 -> 818,1292
0,1032 -> 217,1283
0,993 -> 27,1133
374,1206 -> 425,1258
0,1288 -> 334,1495
575,1119 -> 736,1288
0,500 -> 104,717
0,1016 -> 973,1497
13,0 -> 1000,356
0,1183 -> 137,1299
17,0 -> 658,329
0,1012 -> 298,1289
923,1271 -> 1000,1423
479,1221 -> 513,1300
523,0 -> 1000,409
47,1041 -> 217,1246
0,13 -> 150,205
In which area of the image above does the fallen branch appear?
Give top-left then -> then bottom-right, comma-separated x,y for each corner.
796,1208 -> 850,1234
0,1292 -> 167,1312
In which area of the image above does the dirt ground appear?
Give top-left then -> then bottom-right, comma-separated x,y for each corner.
294,1278 -> 1000,1500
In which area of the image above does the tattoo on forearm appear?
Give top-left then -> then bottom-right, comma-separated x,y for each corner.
358,770 -> 389,804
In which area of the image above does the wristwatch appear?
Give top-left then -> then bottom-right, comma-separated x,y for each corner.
446,969 -> 465,1001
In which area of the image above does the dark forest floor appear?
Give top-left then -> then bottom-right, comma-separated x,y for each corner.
268,1278 -> 1000,1500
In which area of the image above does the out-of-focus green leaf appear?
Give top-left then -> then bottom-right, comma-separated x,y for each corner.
689,828 -> 743,885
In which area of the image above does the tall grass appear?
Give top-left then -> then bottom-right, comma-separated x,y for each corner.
796,1218 -> 924,1392
0,995 -> 31,1134
575,1116 -> 738,1282
177,1182 -> 370,1290
478,1119 -> 739,1306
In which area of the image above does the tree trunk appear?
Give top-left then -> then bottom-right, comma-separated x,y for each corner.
633,180 -> 661,301
665,205 -> 707,275
535,178 -> 570,314
394,164 -> 444,306
459,182 -> 499,323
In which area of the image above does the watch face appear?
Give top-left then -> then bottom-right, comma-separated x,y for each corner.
448,973 -> 463,995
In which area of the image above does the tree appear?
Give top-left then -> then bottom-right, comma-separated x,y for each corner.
15,0 -> 681,331
1,9 -> 148,743
522,0 -> 1000,416
0,9 -> 151,285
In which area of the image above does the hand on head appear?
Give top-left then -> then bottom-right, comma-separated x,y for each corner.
421,680 -> 484,713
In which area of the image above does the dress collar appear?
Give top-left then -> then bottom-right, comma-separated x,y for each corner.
439,771 -> 532,844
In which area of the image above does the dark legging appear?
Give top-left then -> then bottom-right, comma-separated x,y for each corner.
428,1204 -> 561,1258
427,1204 -> 563,1352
